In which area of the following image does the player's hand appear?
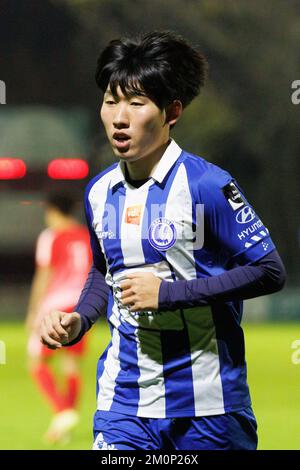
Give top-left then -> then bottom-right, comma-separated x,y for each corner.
120,272 -> 162,312
40,311 -> 81,350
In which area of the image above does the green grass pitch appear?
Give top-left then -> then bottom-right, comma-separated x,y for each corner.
0,321 -> 299,449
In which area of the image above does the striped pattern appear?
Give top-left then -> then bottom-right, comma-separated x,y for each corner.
245,228 -> 270,248
87,139 -> 275,417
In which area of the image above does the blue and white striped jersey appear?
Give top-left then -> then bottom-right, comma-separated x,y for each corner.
84,139 -> 275,418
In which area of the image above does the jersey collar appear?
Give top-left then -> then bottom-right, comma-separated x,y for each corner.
110,138 -> 182,189
151,139 -> 182,183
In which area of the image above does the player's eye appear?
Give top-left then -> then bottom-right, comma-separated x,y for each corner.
105,100 -> 116,105
130,101 -> 144,106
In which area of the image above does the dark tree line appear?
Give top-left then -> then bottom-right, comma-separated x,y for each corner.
0,0 -> 299,279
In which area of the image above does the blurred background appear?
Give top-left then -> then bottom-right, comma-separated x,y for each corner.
0,0 -> 299,450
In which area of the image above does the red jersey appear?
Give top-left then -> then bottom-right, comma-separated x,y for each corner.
35,224 -> 92,314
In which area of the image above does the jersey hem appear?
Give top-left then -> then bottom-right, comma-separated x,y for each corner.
96,400 -> 252,418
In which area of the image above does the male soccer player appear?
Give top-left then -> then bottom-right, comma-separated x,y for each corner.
26,193 -> 92,443
40,31 -> 286,450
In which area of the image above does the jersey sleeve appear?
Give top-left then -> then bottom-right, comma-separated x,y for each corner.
84,184 -> 107,276
66,184 -> 109,345
200,165 -> 276,266
35,228 -> 55,268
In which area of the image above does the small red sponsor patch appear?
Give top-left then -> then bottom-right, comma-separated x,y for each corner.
125,205 -> 142,225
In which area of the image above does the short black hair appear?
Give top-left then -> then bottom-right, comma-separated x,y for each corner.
95,30 -> 208,111
45,192 -> 76,215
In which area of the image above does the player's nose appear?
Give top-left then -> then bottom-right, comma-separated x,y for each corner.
113,103 -> 130,129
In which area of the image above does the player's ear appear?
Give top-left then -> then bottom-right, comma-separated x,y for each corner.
165,100 -> 183,127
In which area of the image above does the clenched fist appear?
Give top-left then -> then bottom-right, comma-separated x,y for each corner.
40,310 -> 82,349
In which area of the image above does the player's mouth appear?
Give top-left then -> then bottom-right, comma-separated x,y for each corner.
112,132 -> 131,151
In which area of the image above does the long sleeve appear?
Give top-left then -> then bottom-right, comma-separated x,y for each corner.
158,166 -> 286,312
68,263 -> 110,342
65,182 -> 110,346
158,250 -> 286,311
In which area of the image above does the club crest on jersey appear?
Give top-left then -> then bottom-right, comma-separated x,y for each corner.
148,217 -> 177,251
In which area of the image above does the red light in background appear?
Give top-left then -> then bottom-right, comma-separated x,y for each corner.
0,158 -> 26,179
48,159 -> 89,180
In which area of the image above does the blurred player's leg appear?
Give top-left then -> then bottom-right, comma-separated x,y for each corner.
28,333 -> 68,413
43,408 -> 79,445
62,336 -> 87,409
65,372 -> 81,409
42,337 -> 87,443
28,332 -> 80,444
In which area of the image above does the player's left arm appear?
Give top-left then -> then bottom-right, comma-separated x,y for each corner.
156,250 -> 286,311
156,169 -> 287,311
120,169 -> 286,311
120,272 -> 162,311
120,251 -> 286,312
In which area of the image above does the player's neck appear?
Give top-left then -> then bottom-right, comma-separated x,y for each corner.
50,216 -> 77,231
125,139 -> 170,181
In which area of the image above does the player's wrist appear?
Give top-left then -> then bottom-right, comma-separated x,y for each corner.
158,279 -> 172,310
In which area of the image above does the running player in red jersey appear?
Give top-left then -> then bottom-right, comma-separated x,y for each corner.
26,192 -> 92,444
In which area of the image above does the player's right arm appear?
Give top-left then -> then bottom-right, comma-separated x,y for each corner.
40,181 -> 110,349
39,260 -> 109,349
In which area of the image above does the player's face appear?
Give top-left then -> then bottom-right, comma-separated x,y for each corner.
100,85 -> 170,163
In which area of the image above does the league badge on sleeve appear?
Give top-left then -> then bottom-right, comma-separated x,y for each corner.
222,181 -> 246,211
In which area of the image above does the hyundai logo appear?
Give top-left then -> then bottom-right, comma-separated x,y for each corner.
236,206 -> 256,224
